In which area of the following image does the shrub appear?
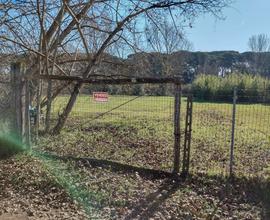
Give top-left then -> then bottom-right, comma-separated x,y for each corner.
0,135 -> 25,159
192,73 -> 270,102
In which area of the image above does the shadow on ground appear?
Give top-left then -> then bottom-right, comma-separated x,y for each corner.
37,151 -> 270,220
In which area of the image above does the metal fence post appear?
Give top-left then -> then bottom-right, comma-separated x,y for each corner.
263,81 -> 267,103
173,82 -> 181,174
230,87 -> 237,177
182,95 -> 193,177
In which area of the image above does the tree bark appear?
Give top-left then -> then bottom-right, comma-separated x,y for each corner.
45,79 -> 52,133
41,81 -> 72,108
51,82 -> 82,134
35,79 -> 41,139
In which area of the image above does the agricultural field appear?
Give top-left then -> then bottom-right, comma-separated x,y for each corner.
1,94 -> 270,219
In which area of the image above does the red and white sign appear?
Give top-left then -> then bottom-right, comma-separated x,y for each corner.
93,92 -> 109,102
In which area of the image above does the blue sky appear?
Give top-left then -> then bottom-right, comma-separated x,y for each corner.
186,0 -> 270,52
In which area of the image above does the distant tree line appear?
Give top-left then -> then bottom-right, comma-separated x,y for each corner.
85,84 -> 174,96
84,50 -> 270,86
49,50 -> 270,91
83,73 -> 270,104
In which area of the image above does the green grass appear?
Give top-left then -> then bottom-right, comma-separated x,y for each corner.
42,94 -> 270,178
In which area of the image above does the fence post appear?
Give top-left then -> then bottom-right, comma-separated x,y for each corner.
10,61 -> 31,147
24,79 -> 31,148
11,62 -> 24,141
182,95 -> 193,177
230,87 -> 237,177
263,81 -> 267,103
173,82 -> 181,174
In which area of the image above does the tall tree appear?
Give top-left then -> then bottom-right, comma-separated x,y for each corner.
0,0 -> 233,134
248,34 -> 270,75
248,34 -> 270,52
145,17 -> 193,54
144,16 -> 193,90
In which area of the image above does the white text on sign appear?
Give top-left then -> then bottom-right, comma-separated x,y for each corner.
93,92 -> 109,102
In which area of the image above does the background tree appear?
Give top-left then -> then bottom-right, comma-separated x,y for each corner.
143,16 -> 193,94
248,34 -> 270,52
248,34 -> 270,75
145,17 -> 193,54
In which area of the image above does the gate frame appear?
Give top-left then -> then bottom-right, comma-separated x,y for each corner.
18,70 -> 192,176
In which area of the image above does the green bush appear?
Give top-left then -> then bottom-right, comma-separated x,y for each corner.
192,73 -> 270,102
0,135 -> 25,159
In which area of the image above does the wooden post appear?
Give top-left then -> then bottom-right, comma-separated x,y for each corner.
24,79 -> 31,147
10,62 -> 30,147
230,87 -> 237,177
11,62 -> 24,141
173,82 -> 181,174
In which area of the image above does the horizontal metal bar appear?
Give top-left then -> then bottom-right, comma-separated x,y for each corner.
26,74 -> 182,85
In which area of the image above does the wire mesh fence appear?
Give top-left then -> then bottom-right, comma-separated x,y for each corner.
0,80 -> 13,135
186,96 -> 234,176
38,81 -> 270,178
234,90 -> 270,177
48,84 -> 176,172
185,88 -> 270,178
1,61 -> 269,179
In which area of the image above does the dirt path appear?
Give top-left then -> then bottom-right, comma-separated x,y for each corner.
0,154 -> 87,220
1,151 -> 269,219
0,213 -> 28,220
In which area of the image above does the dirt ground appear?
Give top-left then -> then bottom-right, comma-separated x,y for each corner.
0,213 -> 28,220
1,152 -> 269,220
0,154 -> 87,220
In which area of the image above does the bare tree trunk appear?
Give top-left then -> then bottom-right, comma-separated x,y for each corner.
45,79 -> 52,133
51,82 -> 82,134
41,81 -> 72,108
44,44 -> 58,134
35,79 -> 42,139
